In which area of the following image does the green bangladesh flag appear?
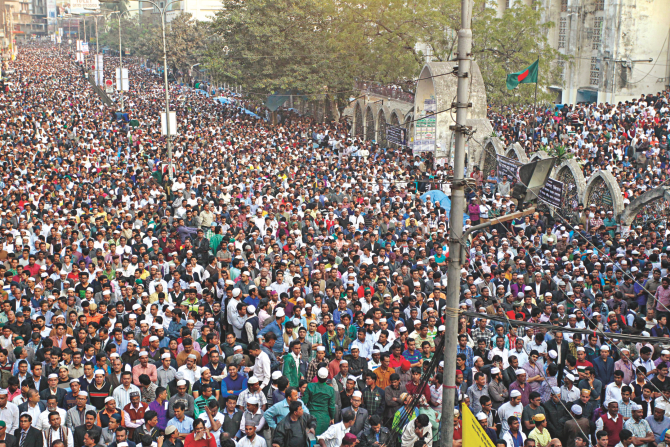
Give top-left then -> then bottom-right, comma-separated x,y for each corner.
506,59 -> 539,90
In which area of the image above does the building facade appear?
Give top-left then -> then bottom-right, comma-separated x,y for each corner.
494,0 -> 670,104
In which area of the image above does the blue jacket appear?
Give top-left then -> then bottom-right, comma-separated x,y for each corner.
258,321 -> 284,355
593,356 -> 615,385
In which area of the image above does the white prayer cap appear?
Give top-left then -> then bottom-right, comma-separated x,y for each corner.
177,380 -> 187,386
161,353 -> 171,359
48,374 -> 58,379
510,390 -> 521,398
352,391 -> 363,398
272,371 -> 283,380
316,346 -> 326,352
476,412 -> 487,421
571,405 -> 582,415
94,369 -> 105,375
491,368 -> 500,375
79,391 -> 88,396
317,367 -> 329,379
105,397 -> 115,403
139,351 -> 149,357
247,396 -> 259,405
275,309 -> 285,318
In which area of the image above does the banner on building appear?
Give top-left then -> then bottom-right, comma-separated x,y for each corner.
386,125 -> 407,146
81,42 -> 89,54
497,155 -> 522,183
46,0 -> 57,26
538,177 -> 564,208
414,98 -> 436,155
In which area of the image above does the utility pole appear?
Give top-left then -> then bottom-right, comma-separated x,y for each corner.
441,0 -> 473,445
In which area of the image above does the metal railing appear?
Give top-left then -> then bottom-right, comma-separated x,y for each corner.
356,81 -> 415,103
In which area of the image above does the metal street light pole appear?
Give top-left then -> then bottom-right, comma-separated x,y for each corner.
142,0 -> 180,180
441,0 -> 474,444
190,62 -> 199,86
89,8 -> 151,111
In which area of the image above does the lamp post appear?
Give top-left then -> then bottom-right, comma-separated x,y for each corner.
140,0 -> 181,180
87,8 -> 151,111
189,62 -> 199,86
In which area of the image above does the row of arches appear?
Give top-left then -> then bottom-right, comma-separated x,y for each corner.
480,137 -> 642,223
351,100 -> 414,148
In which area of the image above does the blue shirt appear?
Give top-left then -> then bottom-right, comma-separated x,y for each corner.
263,398 -> 310,429
221,374 -> 247,396
167,415 -> 194,434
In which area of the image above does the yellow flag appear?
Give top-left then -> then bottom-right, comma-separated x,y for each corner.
462,405 -> 497,447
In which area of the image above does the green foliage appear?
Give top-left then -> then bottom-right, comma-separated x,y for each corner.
99,13 -> 210,78
539,144 -> 573,164
472,1 -> 566,107
208,0 -> 353,103
99,0 -> 567,109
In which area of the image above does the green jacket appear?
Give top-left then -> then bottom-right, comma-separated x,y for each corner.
282,353 -> 302,387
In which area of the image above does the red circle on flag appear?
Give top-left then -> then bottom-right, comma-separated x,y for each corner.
105,80 -> 113,87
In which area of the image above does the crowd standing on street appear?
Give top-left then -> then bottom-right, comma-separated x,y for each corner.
1,42 -> 670,447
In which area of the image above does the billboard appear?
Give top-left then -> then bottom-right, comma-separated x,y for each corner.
68,0 -> 99,12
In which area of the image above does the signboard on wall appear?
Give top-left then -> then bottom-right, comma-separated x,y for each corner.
414,98 -> 436,155
387,125 -> 407,146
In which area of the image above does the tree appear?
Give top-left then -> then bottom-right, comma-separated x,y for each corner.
205,0 -> 567,108
208,0 -> 353,105
471,1 -> 565,107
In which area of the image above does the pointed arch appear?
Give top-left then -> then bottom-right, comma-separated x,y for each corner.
353,100 -> 364,137
620,186 -> 670,227
505,142 -> 529,163
584,170 -> 625,219
554,160 -> 588,222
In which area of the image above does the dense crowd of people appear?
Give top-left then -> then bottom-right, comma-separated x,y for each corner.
0,40 -> 670,447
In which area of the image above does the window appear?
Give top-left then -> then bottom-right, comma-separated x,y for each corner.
596,0 -> 605,11
559,18 -> 567,48
592,17 -> 603,50
590,57 -> 600,85
561,0 -> 568,12
558,60 -> 566,81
